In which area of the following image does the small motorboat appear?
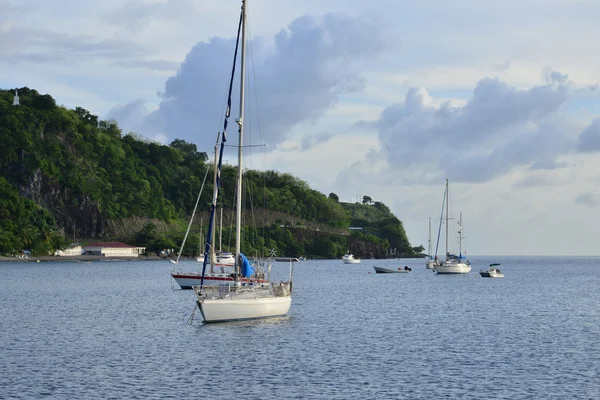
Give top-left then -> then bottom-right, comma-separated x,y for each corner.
342,252 -> 361,264
373,266 -> 411,274
480,263 -> 504,278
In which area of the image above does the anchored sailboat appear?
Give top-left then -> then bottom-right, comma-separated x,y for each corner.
433,179 -> 471,275
194,0 -> 295,323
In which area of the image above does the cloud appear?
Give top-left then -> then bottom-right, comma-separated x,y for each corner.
118,59 -> 180,72
110,13 -> 385,151
576,118 -> 600,153
269,133 -> 380,194
108,99 -> 147,131
575,191 -> 600,207
529,159 -> 569,170
358,70 -> 583,184
0,24 -> 148,65
0,4 -> 176,71
108,99 -> 168,141
103,0 -> 198,32
300,132 -> 333,151
0,1 -> 24,16
513,170 -> 567,188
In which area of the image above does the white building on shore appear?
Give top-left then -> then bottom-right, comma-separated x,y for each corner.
81,242 -> 146,257
54,243 -> 83,256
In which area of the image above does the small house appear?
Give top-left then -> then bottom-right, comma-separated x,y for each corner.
82,242 -> 146,257
54,243 -> 83,256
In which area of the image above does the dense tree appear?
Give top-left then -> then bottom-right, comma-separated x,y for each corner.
412,245 -> 425,254
0,176 -> 69,254
0,87 -> 418,258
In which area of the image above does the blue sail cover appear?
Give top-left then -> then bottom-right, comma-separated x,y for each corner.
240,253 -> 254,277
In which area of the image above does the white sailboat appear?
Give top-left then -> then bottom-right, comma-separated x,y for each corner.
433,179 -> 471,275
195,0 -> 295,323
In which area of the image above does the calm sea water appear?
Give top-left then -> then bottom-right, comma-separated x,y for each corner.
1,256 -> 599,399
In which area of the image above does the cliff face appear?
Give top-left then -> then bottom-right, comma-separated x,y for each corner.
15,172 -> 99,239
16,158 -> 106,238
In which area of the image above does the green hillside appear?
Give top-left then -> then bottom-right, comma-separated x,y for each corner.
0,87 -> 421,258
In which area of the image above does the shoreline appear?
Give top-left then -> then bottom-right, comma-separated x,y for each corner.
0,255 -> 176,263
0,255 -> 427,263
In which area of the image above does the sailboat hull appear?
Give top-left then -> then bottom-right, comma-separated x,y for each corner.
171,271 -> 267,289
198,295 -> 292,323
434,263 -> 471,274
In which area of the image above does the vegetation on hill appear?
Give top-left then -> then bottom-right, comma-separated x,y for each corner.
0,87 -> 422,258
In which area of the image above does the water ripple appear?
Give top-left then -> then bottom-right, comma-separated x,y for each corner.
1,257 -> 599,399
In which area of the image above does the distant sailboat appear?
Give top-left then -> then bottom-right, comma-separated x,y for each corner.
433,179 -> 471,275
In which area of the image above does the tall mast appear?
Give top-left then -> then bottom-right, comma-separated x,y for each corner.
445,178 -> 449,261
200,4 -> 244,287
235,0 -> 247,273
428,216 -> 431,257
458,211 -> 462,256
210,140 -> 219,274
219,208 -> 223,255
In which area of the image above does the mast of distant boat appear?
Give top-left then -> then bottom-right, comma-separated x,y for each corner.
445,178 -> 449,263
458,211 -> 462,257
219,208 -> 223,258
434,183 -> 445,261
234,0 -> 247,280
428,216 -> 431,259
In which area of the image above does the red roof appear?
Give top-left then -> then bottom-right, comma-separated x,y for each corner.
83,242 -> 135,248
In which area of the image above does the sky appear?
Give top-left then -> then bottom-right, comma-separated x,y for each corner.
2,0 -> 600,256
